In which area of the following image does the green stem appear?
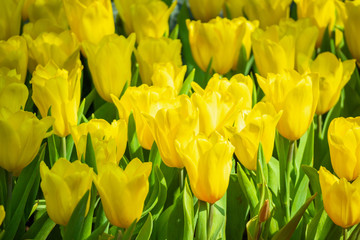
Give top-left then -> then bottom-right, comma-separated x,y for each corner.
6,172 -> 12,208
197,200 -> 208,240
285,140 -> 295,221
317,114 -> 323,139
207,203 -> 215,238
179,168 -> 184,191
343,228 -> 347,240
61,137 -> 67,159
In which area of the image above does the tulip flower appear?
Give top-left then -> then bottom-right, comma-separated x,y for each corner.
188,0 -> 224,22
111,85 -> 176,150
113,0 -> 146,35
344,0 -> 360,65
135,37 -> 182,86
229,102 -> 282,171
145,95 -> 198,168
186,17 -> 246,75
257,70 -> 319,141
40,158 -> 93,226
93,158 -> 152,228
0,205 -> 4,226
62,0 -> 114,43
295,0 -> 336,47
71,119 -> 127,167
0,68 -> 29,113
151,62 -> 186,94
0,0 -> 25,40
224,0 -> 245,19
31,60 -> 82,137
243,0 -> 292,29
24,30 -> 80,73
309,52 -> 355,115
0,36 -> 28,83
319,167 -> 360,228
175,131 -> 235,203
130,0 -> 176,43
82,34 -> 135,102
328,117 -> 360,181
0,110 -> 53,176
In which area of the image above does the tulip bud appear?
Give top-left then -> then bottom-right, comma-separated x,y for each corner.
257,70 -> 319,141
0,0 -> 25,40
344,0 -> 360,65
31,60 -> 82,137
151,62 -> 187,94
93,159 -> 152,228
188,0 -> 224,22
0,110 -> 53,176
62,0 -> 114,43
40,158 -> 93,226
259,200 -> 270,223
319,167 -> 360,228
82,33 -> 135,102
175,131 -> 235,203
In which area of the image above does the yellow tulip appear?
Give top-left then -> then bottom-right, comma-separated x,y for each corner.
40,158 -> 93,226
145,95 -> 198,168
0,205 -> 4,226
295,0 -> 336,47
0,68 -> 29,113
328,117 -> 360,181
243,0 -> 292,29
112,85 -> 176,150
319,166 -> 360,228
309,52 -> 355,115
131,0 -> 176,43
24,30 -> 80,73
31,60 -> 82,137
252,18 -> 318,76
62,0 -> 114,43
0,36 -> 28,83
186,17 -> 246,75
224,0 -> 245,18
344,0 -> 360,65
229,102 -> 282,171
175,131 -> 234,203
135,37 -> 182,86
0,0 -> 25,40
93,158 -> 152,228
188,0 -> 224,22
71,119 -> 127,167
0,110 -> 53,176
151,62 -> 186,94
82,34 -> 135,102
257,70 -> 319,141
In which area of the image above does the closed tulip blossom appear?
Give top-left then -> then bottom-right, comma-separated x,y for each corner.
31,60 -> 82,137
151,62 -> 187,94
188,0 -> 224,22
319,167 -> 360,228
328,117 -> 360,181
0,0 -> 25,40
344,0 -> 360,65
40,158 -> 93,226
82,34 -> 135,102
93,158 -> 152,228
257,70 -> 319,141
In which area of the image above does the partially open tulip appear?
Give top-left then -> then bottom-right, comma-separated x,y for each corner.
319,167 -> 360,228
71,119 -> 127,167
131,0 -> 176,43
135,37 -> 182,86
151,62 -> 186,94
62,0 -> 114,43
24,30 -> 80,73
188,0 -> 224,22
257,70 -> 319,141
230,102 -> 282,171
0,0 -> 25,40
0,110 -> 53,176
82,34 -> 135,102
310,52 -> 355,115
40,158 -> 93,226
344,0 -> 360,65
0,36 -> 28,83
31,60 -> 82,137
175,131 -> 235,204
328,117 -> 360,181
93,158 -> 152,228
187,17 -> 246,75
295,0 -> 336,47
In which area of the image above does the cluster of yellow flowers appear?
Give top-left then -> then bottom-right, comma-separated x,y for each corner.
0,0 -> 360,238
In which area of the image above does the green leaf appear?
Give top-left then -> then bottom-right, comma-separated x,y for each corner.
182,180 -> 194,240
22,212 -> 56,240
81,185 -> 98,239
302,165 -> 322,209
94,102 -> 117,122
237,162 -> 258,213
169,24 -> 179,40
47,134 -> 59,167
128,112 -> 144,161
268,157 -> 280,197
131,64 -> 140,87
256,143 -> 268,185
306,208 -> 334,240
196,200 -> 208,240
85,133 -> 97,174
0,169 -> 6,206
122,220 -> 137,240
179,69 -> 195,96
246,215 -> 260,240
272,194 -> 316,240
86,221 -> 109,240
208,194 -> 227,240
63,190 -> 90,240
136,213 -> 153,240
